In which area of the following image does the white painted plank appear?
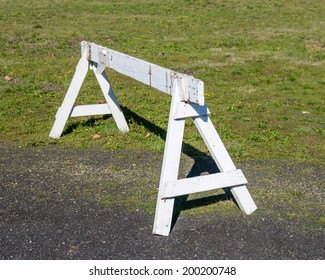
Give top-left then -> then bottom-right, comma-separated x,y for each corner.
153,79 -> 185,236
93,65 -> 129,133
49,50 -> 89,138
194,116 -> 237,171
163,169 -> 247,199
82,41 -> 205,106
174,102 -> 210,120
194,116 -> 257,214
230,185 -> 257,214
69,104 -> 111,117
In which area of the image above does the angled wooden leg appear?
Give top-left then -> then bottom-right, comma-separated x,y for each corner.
49,52 -> 89,138
93,65 -> 129,133
193,115 -> 257,214
153,82 -> 185,236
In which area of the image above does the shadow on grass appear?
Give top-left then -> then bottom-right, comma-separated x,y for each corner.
62,115 -> 111,136
60,106 -> 237,233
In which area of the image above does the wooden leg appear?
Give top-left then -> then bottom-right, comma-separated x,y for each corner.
93,66 -> 129,133
49,52 -> 89,138
153,83 -> 185,236
193,116 -> 257,214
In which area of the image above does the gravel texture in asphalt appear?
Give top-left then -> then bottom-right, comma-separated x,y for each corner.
0,144 -> 324,259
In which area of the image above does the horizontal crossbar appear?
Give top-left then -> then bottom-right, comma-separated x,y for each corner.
174,102 -> 210,120
81,41 -> 204,106
162,169 -> 247,199
69,104 -> 111,118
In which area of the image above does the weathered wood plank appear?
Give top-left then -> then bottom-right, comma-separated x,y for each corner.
153,78 -> 185,236
194,117 -> 257,214
69,104 -> 111,117
162,169 -> 247,199
49,49 -> 89,138
81,41 -> 205,106
93,64 -> 129,133
174,102 -> 210,120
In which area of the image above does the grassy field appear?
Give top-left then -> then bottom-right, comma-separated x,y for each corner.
0,0 -> 324,163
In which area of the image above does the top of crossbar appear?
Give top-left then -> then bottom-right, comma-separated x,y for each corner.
81,41 -> 205,106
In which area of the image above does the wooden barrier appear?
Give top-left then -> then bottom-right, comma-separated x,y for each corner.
50,41 -> 257,236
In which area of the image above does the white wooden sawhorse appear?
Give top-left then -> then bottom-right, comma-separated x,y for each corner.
50,41 -> 257,236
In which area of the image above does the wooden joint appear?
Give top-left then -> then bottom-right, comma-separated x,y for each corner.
174,102 -> 210,120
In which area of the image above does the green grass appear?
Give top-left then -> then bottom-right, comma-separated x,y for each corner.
0,0 -> 324,163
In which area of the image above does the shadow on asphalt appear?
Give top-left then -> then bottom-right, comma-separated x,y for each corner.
61,105 -> 236,233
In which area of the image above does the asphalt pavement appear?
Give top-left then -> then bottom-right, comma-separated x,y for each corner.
0,144 -> 324,259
